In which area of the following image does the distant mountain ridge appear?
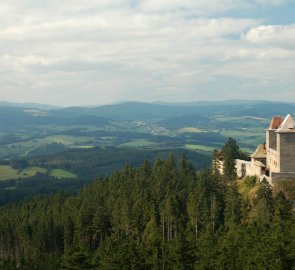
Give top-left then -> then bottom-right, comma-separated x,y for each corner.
1,100 -> 295,122
53,100 -> 295,121
0,101 -> 61,110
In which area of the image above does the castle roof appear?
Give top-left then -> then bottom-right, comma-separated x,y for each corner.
268,116 -> 283,130
276,114 -> 295,133
250,144 -> 266,159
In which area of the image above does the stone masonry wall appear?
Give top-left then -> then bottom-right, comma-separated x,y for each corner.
236,159 -> 253,178
279,133 -> 295,172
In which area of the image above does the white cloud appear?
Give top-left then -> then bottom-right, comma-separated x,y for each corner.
0,0 -> 294,105
243,24 -> 295,48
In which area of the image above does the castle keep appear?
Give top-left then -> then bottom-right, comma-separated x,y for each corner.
236,114 -> 295,184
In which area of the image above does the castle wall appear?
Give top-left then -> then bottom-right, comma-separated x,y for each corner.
267,147 -> 280,173
236,159 -> 263,178
251,159 -> 264,176
236,159 -> 250,178
278,133 -> 295,172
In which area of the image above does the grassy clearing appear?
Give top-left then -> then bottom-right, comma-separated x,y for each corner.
121,139 -> 155,148
46,135 -> 95,145
50,125 -> 102,132
0,165 -> 47,181
0,165 -> 77,181
185,144 -> 216,152
18,167 -> 47,177
50,169 -> 77,179
101,136 -> 117,140
177,127 -> 204,134
72,145 -> 95,149
0,166 -> 19,181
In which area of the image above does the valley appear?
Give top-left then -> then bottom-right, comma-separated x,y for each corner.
0,100 -> 280,160
0,100 -> 294,205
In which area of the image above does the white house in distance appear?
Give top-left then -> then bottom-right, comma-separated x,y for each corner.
236,114 -> 295,184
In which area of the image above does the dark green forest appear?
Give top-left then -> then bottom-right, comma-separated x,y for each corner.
1,153 -> 294,269
0,147 -> 210,206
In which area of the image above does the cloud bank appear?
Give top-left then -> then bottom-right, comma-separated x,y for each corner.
0,0 -> 294,105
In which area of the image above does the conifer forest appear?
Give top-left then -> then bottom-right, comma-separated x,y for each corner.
0,140 -> 295,269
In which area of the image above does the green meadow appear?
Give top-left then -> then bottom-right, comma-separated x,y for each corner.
49,169 -> 77,179
0,165 -> 47,181
120,139 -> 156,148
0,165 -> 77,181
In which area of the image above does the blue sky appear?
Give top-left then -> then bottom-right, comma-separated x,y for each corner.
0,0 -> 294,106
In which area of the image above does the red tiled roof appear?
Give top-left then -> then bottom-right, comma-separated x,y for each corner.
269,116 -> 283,129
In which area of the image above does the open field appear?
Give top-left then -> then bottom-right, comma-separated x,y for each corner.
185,144 -> 219,152
177,127 -> 205,134
0,165 -> 47,181
49,169 -> 77,179
0,165 -> 78,181
19,167 -> 47,177
120,139 -> 156,148
0,165 -> 19,181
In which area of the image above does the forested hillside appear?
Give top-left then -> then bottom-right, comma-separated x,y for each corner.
0,147 -> 210,206
1,155 -> 294,269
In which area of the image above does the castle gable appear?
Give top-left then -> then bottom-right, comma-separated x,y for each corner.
276,114 -> 295,133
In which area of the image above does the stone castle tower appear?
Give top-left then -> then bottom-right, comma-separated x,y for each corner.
236,114 -> 295,183
266,114 -> 295,181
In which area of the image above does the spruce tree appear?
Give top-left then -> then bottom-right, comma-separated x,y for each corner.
222,138 -> 240,181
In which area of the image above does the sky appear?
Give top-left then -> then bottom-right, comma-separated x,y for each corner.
0,0 -> 295,106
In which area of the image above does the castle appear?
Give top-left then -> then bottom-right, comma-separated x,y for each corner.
236,114 -> 295,184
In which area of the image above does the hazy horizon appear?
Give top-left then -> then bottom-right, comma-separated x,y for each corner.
1,1 -> 294,106
1,98 -> 295,108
